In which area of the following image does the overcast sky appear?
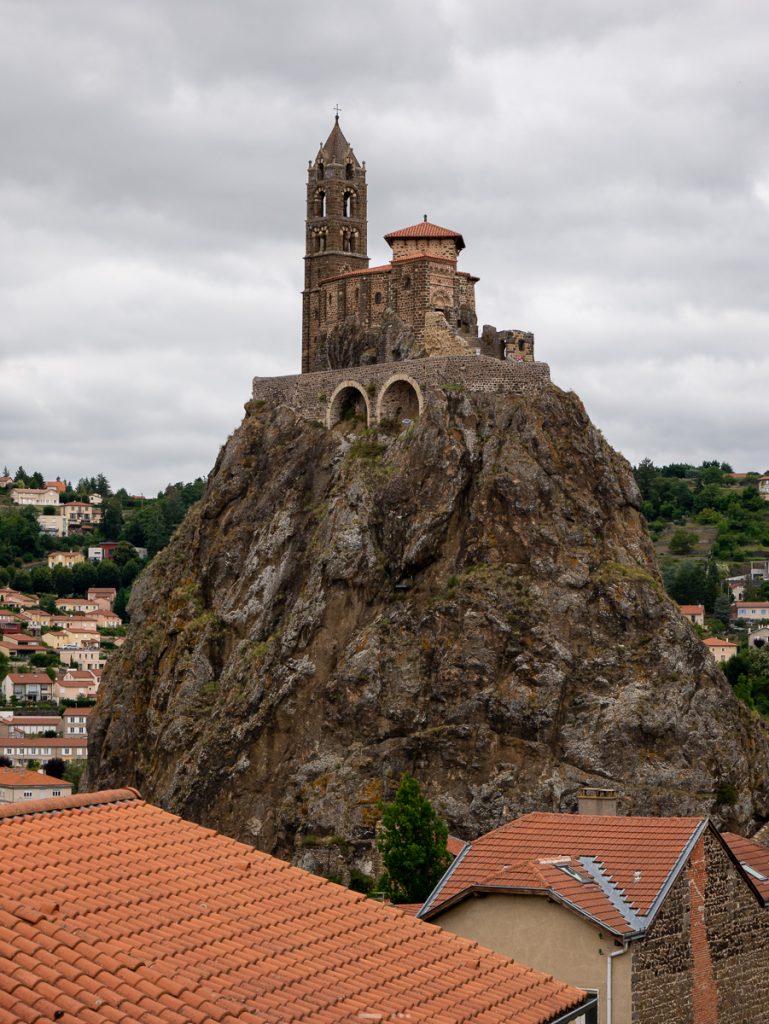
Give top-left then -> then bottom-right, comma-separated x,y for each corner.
2,0 -> 768,494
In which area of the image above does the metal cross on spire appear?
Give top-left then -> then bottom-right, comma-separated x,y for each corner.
333,104 -> 342,121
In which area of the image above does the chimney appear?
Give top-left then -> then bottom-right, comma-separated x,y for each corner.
577,787 -> 619,816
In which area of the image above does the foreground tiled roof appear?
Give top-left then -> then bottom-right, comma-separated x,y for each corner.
421,812 -> 708,937
0,790 -> 590,1024
723,832 -> 769,905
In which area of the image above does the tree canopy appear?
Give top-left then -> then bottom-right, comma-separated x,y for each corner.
377,773 -> 452,904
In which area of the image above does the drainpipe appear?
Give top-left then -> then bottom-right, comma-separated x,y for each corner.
606,946 -> 629,1024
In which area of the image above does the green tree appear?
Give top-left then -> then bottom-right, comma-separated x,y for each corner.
120,558 -> 142,588
668,529 -> 699,555
101,498 -> 123,539
63,760 -> 86,793
95,559 -> 121,588
377,773 -> 452,903
30,565 -> 53,594
0,755 -> 11,768
51,565 -> 72,597
43,757 -> 66,779
114,587 -> 130,622
713,594 -> 732,628
70,560 -> 97,596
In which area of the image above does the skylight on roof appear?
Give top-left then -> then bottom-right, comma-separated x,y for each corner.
556,863 -> 593,884
741,862 -> 769,882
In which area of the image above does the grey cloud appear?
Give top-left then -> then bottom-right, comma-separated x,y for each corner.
1,0 -> 768,493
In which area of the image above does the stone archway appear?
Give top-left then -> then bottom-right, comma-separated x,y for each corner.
327,381 -> 371,429
377,375 -> 423,428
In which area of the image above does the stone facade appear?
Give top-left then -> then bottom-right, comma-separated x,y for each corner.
252,354 -> 551,428
631,831 -> 769,1023
301,117 -> 532,374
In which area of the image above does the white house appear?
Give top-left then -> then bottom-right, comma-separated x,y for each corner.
0,767 -> 71,804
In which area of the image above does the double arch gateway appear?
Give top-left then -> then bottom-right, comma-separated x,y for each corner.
326,374 -> 423,429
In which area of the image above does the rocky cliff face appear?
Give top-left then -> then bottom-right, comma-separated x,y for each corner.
87,382 -> 769,882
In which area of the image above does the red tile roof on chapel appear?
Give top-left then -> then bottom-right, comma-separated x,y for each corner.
421,811 -> 710,938
0,790 -> 590,1024
385,220 -> 464,242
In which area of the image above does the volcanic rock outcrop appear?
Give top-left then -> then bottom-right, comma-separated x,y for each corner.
87,382 -> 769,882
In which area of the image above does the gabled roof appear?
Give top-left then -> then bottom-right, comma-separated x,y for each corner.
0,767 -> 70,789
723,832 -> 769,905
420,812 -> 711,938
3,673 -> 52,685
385,220 -> 465,251
679,604 -> 704,614
317,116 -> 360,168
703,637 -> 737,647
0,790 -> 591,1024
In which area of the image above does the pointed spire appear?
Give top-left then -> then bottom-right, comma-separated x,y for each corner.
318,115 -> 359,168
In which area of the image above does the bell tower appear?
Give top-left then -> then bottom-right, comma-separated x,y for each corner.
302,114 -> 368,373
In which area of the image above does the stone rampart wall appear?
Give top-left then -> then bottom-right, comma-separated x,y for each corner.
251,355 -> 551,427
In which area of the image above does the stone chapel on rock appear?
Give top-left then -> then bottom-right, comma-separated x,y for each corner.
301,116 -> 535,374
251,117 -> 550,429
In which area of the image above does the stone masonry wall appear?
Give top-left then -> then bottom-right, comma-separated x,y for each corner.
702,830 -> 769,1021
631,831 -> 769,1024
252,355 -> 551,427
631,859 -> 693,1023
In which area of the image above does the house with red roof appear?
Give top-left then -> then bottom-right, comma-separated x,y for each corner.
418,796 -> 769,1023
678,603 -> 705,626
703,637 -> 738,663
87,586 -> 117,611
0,767 -> 71,804
1,672 -> 54,703
732,601 -> 769,623
0,789 -> 596,1023
0,587 -> 38,609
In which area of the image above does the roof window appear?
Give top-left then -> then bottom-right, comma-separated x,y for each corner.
555,863 -> 594,885
741,862 -> 769,882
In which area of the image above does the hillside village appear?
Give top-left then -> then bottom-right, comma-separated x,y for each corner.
3,115 -> 769,1024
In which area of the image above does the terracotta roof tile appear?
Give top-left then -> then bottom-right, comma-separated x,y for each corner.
421,811 -> 707,936
0,791 -> 589,1023
723,832 -> 769,904
385,221 -> 465,246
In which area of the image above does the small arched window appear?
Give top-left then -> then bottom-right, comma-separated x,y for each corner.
345,162 -> 353,180
317,161 -> 324,180
374,292 -> 382,304
342,193 -> 351,218
317,190 -> 327,217
403,276 -> 411,290
354,288 -> 359,302
349,233 -> 356,253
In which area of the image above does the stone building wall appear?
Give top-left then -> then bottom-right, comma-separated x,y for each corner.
702,830 -> 769,1021
630,832 -> 769,1023
315,254 -> 475,357
390,236 -> 459,261
252,355 -> 551,428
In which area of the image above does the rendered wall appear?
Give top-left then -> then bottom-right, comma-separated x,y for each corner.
433,892 -> 631,1024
